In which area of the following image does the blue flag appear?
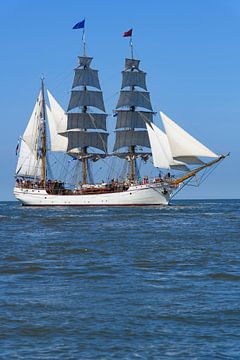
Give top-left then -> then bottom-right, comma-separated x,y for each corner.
73,19 -> 85,29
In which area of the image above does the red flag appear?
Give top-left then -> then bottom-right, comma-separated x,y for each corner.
123,28 -> 133,37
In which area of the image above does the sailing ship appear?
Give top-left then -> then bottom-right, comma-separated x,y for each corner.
13,29 -> 227,206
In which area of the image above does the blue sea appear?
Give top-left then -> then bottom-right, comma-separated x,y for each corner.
0,200 -> 240,359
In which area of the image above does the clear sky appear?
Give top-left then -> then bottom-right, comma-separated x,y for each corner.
1,0 -> 239,200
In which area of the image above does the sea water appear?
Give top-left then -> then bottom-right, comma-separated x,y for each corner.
0,200 -> 240,359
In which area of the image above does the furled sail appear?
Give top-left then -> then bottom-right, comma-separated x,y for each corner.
16,91 -> 42,177
46,90 -> 68,152
146,122 -> 188,170
113,130 -> 150,151
116,111 -> 152,129
116,91 -> 153,111
160,111 -> 218,159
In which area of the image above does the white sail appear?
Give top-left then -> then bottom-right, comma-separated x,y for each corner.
16,91 -> 42,177
16,139 -> 42,178
146,122 -> 188,170
160,111 -> 218,158
46,90 -> 68,152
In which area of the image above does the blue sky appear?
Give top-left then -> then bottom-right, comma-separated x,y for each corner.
1,0 -> 239,200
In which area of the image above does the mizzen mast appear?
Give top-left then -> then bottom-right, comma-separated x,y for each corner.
40,76 -> 47,187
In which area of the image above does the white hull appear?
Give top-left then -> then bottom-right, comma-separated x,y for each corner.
13,183 -> 174,206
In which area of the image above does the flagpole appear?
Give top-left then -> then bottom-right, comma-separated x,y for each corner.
123,29 -> 133,58
73,18 -> 86,56
83,27 -> 86,57
130,35 -> 133,59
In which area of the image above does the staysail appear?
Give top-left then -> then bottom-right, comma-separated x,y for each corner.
46,90 -> 68,152
146,122 -> 188,170
160,111 -> 218,162
16,91 -> 43,178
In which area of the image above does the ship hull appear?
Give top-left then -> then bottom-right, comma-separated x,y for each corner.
13,183 -> 173,206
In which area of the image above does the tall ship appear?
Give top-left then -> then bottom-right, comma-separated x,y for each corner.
13,27 -> 227,206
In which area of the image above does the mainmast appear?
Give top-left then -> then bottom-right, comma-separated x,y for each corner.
41,77 -> 46,187
66,44 -> 107,185
113,54 -> 153,182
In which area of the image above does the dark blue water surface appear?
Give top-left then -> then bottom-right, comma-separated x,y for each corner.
0,200 -> 240,359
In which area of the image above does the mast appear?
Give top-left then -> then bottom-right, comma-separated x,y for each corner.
129,48 -> 136,182
41,77 -> 46,187
66,54 -> 107,185
82,100 -> 88,185
113,56 -> 153,182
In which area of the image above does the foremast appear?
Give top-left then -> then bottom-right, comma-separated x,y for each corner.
66,47 -> 108,185
114,38 -> 153,182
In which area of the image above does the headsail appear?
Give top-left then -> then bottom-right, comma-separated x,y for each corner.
146,122 -> 188,170
160,111 -> 218,159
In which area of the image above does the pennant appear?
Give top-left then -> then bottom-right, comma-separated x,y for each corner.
15,140 -> 20,156
73,19 -> 85,29
123,28 -> 133,37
